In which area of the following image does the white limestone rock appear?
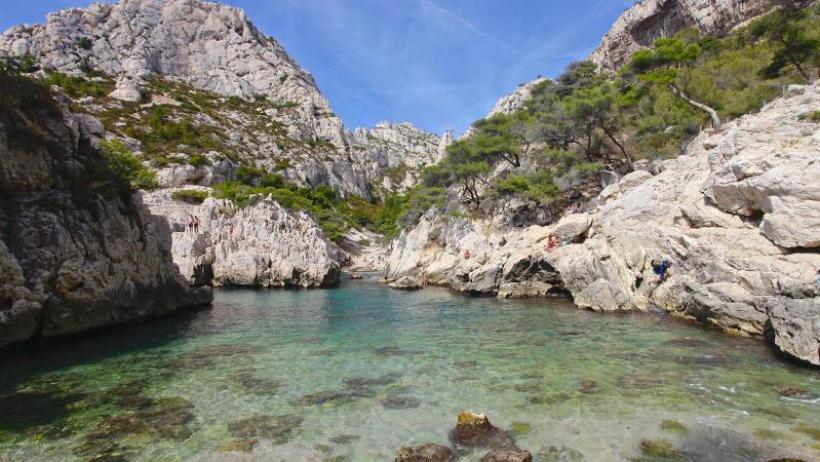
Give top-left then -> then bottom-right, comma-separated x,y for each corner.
590,0 -> 776,72
140,188 -> 342,288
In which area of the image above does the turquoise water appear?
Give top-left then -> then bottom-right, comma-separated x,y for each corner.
0,279 -> 818,462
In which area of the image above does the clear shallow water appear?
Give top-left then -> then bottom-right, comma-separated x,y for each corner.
0,280 -> 818,462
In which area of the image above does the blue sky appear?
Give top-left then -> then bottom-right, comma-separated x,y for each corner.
0,0 -> 633,134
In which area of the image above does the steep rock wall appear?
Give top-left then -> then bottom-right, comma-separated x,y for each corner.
0,88 -> 211,348
140,188 -> 342,288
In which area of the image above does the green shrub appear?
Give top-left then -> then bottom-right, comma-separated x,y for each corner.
800,110 -> 820,122
492,170 -> 560,203
99,139 -> 158,190
77,37 -> 93,50
188,154 -> 210,167
171,189 -> 209,204
274,158 -> 291,171
45,72 -> 113,98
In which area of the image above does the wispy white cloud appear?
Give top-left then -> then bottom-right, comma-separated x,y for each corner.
418,0 -> 520,55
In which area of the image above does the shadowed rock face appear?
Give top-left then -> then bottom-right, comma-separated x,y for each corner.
0,87 -> 211,348
590,0 -> 776,72
386,85 -> 820,366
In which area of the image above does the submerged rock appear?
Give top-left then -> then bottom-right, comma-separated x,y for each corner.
449,411 -> 516,451
330,434 -> 361,445
231,368 -> 281,395
300,391 -> 356,406
394,443 -> 455,462
481,449 -> 533,462
343,372 -> 401,387
535,446 -> 584,462
639,439 -> 684,460
227,414 -> 302,444
381,394 -> 421,409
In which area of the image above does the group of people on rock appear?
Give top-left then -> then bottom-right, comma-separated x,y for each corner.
187,215 -> 200,234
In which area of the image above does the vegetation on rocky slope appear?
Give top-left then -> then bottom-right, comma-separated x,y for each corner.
397,3 -> 818,224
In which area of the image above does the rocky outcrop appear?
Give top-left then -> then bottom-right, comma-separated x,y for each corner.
488,77 -> 549,117
449,411 -> 516,451
590,0 -> 776,71
140,188 -> 342,288
349,122 -> 446,192
0,86 -> 211,349
386,85 -> 820,366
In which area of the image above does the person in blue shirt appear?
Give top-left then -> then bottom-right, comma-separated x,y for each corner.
652,259 -> 671,283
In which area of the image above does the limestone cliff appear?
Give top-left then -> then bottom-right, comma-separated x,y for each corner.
0,0 -> 443,198
348,122 -> 447,193
140,188 -> 342,288
0,0 -> 444,291
0,82 -> 211,349
386,84 -> 820,366
590,0 -> 776,71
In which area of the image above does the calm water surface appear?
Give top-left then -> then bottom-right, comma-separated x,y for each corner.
1,279 -> 818,462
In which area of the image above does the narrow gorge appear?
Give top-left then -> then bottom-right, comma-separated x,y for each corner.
0,0 -> 818,460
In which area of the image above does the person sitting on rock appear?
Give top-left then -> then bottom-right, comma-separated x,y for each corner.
463,250 -> 471,259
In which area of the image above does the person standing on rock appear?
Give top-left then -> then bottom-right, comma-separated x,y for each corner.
193,216 -> 200,234
187,215 -> 194,234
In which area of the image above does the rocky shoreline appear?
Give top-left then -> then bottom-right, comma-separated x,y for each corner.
385,85 -> 820,367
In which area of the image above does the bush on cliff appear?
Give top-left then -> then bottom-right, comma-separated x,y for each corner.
99,139 -> 158,191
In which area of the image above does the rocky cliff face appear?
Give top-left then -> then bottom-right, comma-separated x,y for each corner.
0,0 -> 347,146
386,84 -> 820,366
0,0 -> 443,198
590,0 -> 776,71
0,85 -> 211,349
140,188 -> 342,288
348,122 -> 447,192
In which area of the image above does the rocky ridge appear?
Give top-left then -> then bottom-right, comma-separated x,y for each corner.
0,84 -> 211,348
386,84 -> 820,366
590,0 -> 776,71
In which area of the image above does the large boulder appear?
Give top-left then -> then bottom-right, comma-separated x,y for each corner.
765,298 -> 820,366
449,412 -> 516,451
481,449 -> 533,462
